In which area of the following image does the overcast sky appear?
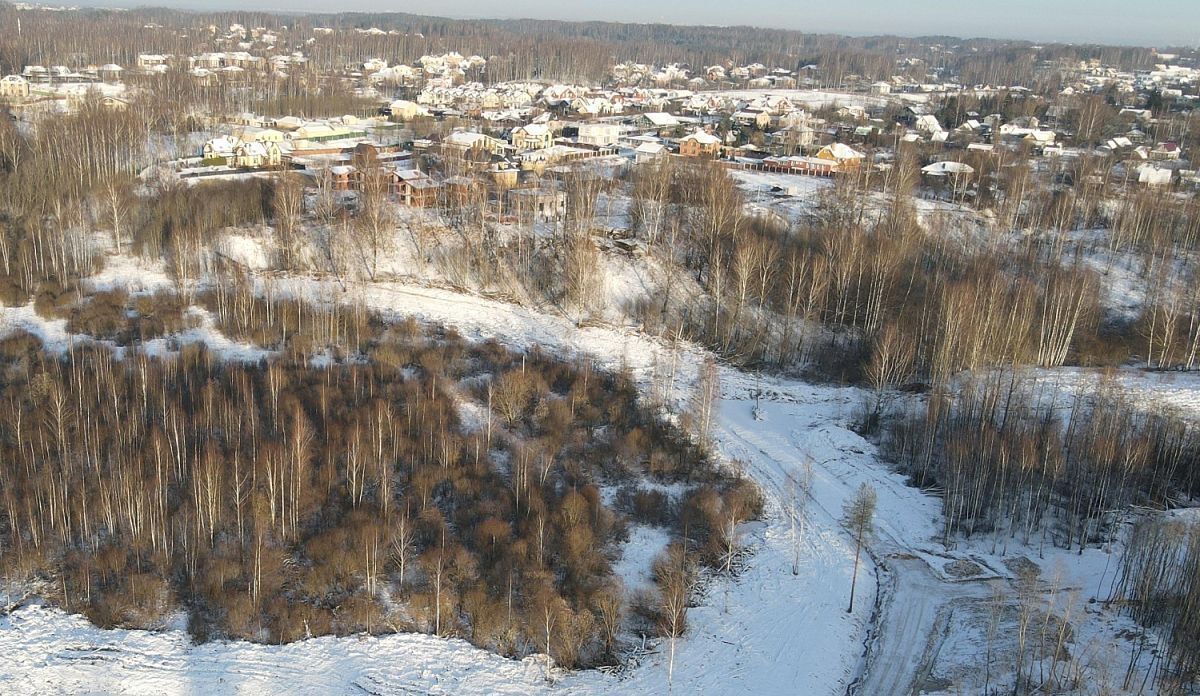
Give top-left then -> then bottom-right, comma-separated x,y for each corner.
106,0 -> 1197,47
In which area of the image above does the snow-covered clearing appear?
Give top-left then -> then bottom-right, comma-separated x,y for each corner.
731,169 -> 830,221
0,604 -> 564,696
1025,366 -> 1200,417
0,260 -> 881,694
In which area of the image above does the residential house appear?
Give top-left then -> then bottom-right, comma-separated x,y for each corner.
921,161 -> 975,177
1137,164 -> 1173,187
136,54 -> 171,71
914,114 -> 944,135
291,123 -> 365,143
642,112 -> 680,130
679,130 -> 722,158
507,186 -> 566,220
271,116 -> 305,132
769,125 -> 818,154
571,97 -> 621,117
733,109 -> 772,129
816,143 -> 865,170
189,68 -> 216,86
443,176 -> 477,207
99,64 -> 124,82
762,155 -> 838,176
577,122 -> 622,148
328,165 -> 356,190
776,110 -> 813,130
21,66 -> 48,83
201,136 -> 241,164
635,142 -> 667,164
1152,142 -> 1182,161
0,75 -> 30,100
511,123 -> 554,151
489,162 -> 520,189
237,127 -> 286,144
233,141 -> 282,169
387,99 -> 427,121
443,131 -> 509,157
391,168 -> 442,207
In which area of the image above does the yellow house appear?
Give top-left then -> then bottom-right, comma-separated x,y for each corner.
291,123 -> 363,142
511,123 -> 553,151
479,91 -> 502,110
0,75 -> 31,100
387,99 -> 427,121
489,162 -> 519,189
233,141 -> 282,169
816,143 -> 865,170
444,131 -> 509,156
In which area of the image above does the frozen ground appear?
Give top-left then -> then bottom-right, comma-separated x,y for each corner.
4,233 -> 1005,693
1003,366 -> 1200,420
0,263 -> 876,695
731,169 -> 831,222
0,246 -> 1196,693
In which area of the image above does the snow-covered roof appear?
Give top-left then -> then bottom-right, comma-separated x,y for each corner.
392,168 -> 428,181
237,141 -> 270,157
822,143 -> 865,160
204,135 -> 241,155
444,131 -> 493,147
515,123 -> 550,137
922,161 -> 975,176
643,112 -> 680,127
682,130 -> 721,145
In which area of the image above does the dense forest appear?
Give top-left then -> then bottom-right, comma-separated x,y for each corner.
0,286 -> 759,663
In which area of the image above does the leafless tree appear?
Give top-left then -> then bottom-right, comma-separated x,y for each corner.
843,483 -> 876,613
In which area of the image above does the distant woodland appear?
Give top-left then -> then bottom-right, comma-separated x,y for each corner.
0,3 -> 1165,86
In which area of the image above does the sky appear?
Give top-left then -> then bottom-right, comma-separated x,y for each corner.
102,0 -> 1197,47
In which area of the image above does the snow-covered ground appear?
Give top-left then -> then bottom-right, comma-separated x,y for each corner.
2,209 -> 1197,693
0,604 -> 565,696
0,366 -> 880,696
731,169 -> 831,222
0,257 -> 877,694
1025,366 -> 1200,418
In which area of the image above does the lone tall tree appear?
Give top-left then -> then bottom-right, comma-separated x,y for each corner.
844,483 -> 877,613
